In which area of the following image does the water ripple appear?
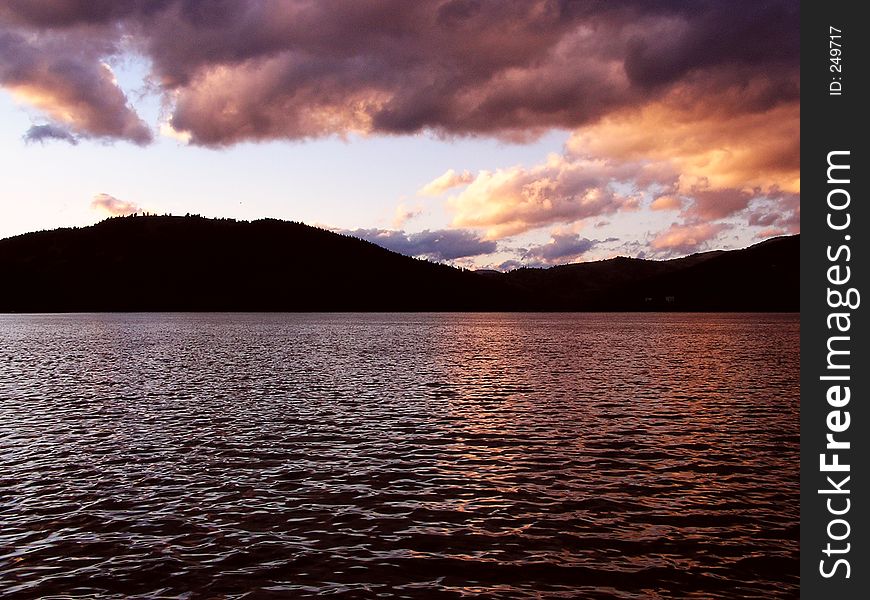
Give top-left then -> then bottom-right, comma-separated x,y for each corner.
0,313 -> 799,598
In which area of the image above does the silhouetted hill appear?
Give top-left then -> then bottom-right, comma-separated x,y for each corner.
0,216 -> 798,311
0,216 -> 528,311
484,235 -> 798,311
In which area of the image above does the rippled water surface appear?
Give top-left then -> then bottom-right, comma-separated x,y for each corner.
0,313 -> 799,599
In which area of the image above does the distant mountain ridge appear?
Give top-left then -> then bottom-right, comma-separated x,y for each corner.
486,234 -> 798,311
0,216 -> 798,312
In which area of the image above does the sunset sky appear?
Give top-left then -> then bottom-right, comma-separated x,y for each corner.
0,0 -> 799,269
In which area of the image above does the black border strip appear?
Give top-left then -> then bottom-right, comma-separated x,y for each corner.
801,2 -> 868,596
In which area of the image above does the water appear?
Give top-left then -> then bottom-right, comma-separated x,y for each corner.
0,313 -> 799,599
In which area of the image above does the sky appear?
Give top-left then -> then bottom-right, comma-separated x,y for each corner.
0,0 -> 799,270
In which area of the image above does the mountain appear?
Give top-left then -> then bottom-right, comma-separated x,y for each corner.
0,215 -> 798,312
485,234 -> 799,311
0,216 -> 526,312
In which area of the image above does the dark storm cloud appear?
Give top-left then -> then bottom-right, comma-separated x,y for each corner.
23,123 -> 78,145
0,0 -> 799,146
0,1 -> 157,28
344,228 -> 497,261
620,1 -> 798,90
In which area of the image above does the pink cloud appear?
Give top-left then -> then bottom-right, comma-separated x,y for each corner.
755,227 -> 789,239
650,222 -> 730,255
0,29 -> 152,144
418,169 -> 474,197
90,193 -> 142,216
1,1 -> 800,263
392,202 -> 424,228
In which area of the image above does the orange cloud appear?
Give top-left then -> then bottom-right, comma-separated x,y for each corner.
755,227 -> 789,239
448,155 -> 640,239
649,195 -> 681,211
418,169 -> 474,197
650,222 -> 729,254
442,69 -> 798,244
566,78 -> 800,196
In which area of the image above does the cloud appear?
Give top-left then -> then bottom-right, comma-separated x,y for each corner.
650,222 -> 729,255
497,259 -> 524,272
566,86 -> 800,197
522,233 -> 598,264
448,155 -> 641,239
0,2 -> 145,28
90,193 -> 142,216
683,188 -> 755,221
501,232 -> 620,268
0,28 -> 152,144
755,227 -> 789,240
649,195 -> 680,211
159,120 -> 192,144
23,123 -> 78,145
2,0 -> 800,262
443,60 -> 799,243
418,169 -> 474,196
748,211 -> 779,227
744,193 -> 800,234
0,1 -> 798,146
392,202 -> 424,228
344,227 -> 497,261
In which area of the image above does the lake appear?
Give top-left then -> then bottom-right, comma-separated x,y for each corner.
0,313 -> 799,598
